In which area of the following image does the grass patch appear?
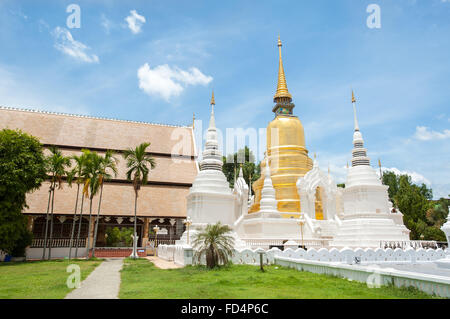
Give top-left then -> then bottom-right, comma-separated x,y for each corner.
119,259 -> 436,299
0,259 -> 102,299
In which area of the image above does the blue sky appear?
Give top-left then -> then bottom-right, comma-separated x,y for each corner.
0,0 -> 449,198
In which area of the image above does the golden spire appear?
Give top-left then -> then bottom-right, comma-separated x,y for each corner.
192,112 -> 195,129
352,90 -> 356,103
210,90 -> 215,105
274,36 -> 292,102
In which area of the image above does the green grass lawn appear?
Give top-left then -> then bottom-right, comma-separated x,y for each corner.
120,259 -> 436,299
0,259 -> 102,299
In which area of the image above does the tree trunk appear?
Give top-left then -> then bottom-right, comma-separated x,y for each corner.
132,191 -> 138,258
68,183 -> 81,260
85,198 -> 93,259
74,194 -> 85,258
41,182 -> 53,260
47,182 -> 56,260
92,184 -> 104,258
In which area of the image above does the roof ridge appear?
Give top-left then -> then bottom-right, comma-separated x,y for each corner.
0,105 -> 191,128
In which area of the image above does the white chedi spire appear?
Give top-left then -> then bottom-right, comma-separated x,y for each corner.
346,91 -> 382,187
351,91 -> 370,167
199,91 -> 223,171
259,162 -> 278,213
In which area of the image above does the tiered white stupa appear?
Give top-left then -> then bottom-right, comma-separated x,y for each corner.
236,160 -> 303,241
177,92 -> 246,247
330,92 -> 410,248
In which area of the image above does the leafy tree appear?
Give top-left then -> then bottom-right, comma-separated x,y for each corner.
337,183 -> 345,188
123,142 -> 156,259
382,171 -> 446,241
192,222 -> 234,269
105,227 -> 133,247
222,146 -> 261,193
382,171 -> 398,203
0,129 -> 46,256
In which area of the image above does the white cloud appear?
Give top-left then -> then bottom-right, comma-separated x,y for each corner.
137,63 -> 213,101
414,126 -> 450,141
101,14 -> 112,34
377,167 -> 431,186
125,10 -> 146,34
52,27 -> 99,63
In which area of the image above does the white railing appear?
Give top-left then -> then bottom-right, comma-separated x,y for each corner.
275,256 -> 450,298
273,247 -> 447,263
31,238 -> 86,248
380,240 -> 437,250
157,244 -> 193,265
149,239 -> 177,247
242,238 -> 330,249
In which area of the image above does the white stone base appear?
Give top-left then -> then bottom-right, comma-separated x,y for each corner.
236,214 -> 313,241
330,215 -> 410,249
176,223 -> 248,249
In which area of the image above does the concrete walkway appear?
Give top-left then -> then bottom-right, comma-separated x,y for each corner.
65,258 -> 124,299
146,256 -> 183,269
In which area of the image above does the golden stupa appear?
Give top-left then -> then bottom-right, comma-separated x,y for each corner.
249,37 -> 313,218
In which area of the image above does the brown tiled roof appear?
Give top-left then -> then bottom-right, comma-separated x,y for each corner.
0,107 -> 199,218
24,182 -> 189,218
0,106 -> 196,156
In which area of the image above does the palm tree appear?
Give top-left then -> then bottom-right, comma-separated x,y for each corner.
92,150 -> 118,257
74,149 -> 91,258
44,147 -> 71,260
67,153 -> 88,259
123,142 -> 156,259
41,156 -> 54,260
83,151 -> 102,259
192,222 -> 235,269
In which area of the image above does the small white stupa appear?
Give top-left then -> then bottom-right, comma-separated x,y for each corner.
236,159 -> 303,242
330,91 -> 410,248
259,164 -> 279,214
177,91 -> 246,248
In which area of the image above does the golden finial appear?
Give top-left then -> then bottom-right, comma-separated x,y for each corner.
274,36 -> 292,102
314,152 -> 317,160
328,163 -> 330,176
192,112 -> 195,129
210,90 -> 215,105
346,161 -> 349,169
352,90 -> 356,103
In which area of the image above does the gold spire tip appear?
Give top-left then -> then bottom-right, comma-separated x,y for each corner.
210,90 -> 215,105
352,90 -> 356,103
274,36 -> 292,101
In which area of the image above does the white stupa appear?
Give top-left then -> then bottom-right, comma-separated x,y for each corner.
330,91 -> 410,248
177,91 -> 246,247
259,164 -> 279,214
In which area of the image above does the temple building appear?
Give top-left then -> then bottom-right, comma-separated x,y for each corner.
1,36 -> 412,255
0,106 -> 198,258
